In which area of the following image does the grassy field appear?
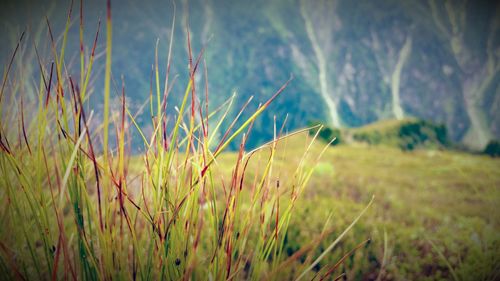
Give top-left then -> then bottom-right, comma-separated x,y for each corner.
215,134 -> 500,280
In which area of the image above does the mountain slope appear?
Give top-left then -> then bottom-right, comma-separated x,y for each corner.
0,0 -> 498,150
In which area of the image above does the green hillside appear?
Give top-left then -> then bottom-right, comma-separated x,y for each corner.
311,118 -> 451,151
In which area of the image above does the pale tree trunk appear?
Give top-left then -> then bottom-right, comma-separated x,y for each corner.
371,31 -> 412,120
182,0 -> 192,54
429,0 -> 499,149
461,66 -> 499,148
201,0 -> 213,44
300,0 -> 342,128
391,36 -> 412,120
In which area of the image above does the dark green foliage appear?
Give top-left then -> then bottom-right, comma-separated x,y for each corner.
309,119 -> 452,150
397,120 -> 449,150
351,119 -> 450,151
483,140 -> 500,157
309,122 -> 342,145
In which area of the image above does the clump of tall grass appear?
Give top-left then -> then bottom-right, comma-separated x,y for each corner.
0,1 -> 372,280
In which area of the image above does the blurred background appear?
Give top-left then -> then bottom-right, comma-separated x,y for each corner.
0,0 -> 499,151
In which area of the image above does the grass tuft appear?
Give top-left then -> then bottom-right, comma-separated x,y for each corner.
0,2 -> 372,280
